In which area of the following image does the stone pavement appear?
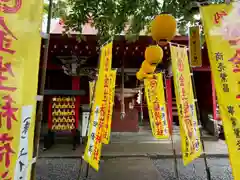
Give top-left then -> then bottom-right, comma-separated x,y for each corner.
39,127 -> 228,158
39,139 -> 228,158
36,157 -> 233,180
37,131 -> 231,180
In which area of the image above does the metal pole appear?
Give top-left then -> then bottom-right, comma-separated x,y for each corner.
187,26 -> 211,179
140,87 -> 143,125
163,73 -> 179,180
30,0 -> 53,179
190,71 -> 211,180
120,58 -> 125,120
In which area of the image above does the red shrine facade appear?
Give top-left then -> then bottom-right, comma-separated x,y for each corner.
39,22 -> 220,135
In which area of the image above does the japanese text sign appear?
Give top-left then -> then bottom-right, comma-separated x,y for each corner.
170,45 -> 202,166
102,69 -> 116,144
200,2 -> 240,179
189,26 -> 202,67
144,73 -> 169,139
0,0 -> 43,179
84,42 -> 113,171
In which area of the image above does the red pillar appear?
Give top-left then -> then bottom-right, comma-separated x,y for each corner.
165,77 -> 173,135
72,76 -> 80,129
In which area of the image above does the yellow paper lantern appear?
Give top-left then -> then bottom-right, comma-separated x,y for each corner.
145,74 -> 154,79
145,45 -> 163,64
136,69 -> 155,80
141,60 -> 156,74
151,14 -> 177,43
136,70 -> 145,81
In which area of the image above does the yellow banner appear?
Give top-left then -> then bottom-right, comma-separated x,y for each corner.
89,81 -> 95,103
170,45 -> 202,165
200,3 -> 240,179
102,69 -> 116,144
84,42 -> 113,171
189,26 -> 202,67
144,73 -> 169,139
0,0 -> 43,179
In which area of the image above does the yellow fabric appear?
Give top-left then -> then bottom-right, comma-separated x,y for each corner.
144,73 -> 169,139
189,26 -> 202,67
170,45 -> 202,166
200,3 -> 240,179
0,0 -> 43,179
102,69 -> 116,144
84,42 -> 113,171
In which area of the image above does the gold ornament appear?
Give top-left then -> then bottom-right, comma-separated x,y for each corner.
70,104 -> 75,109
66,103 -> 71,108
70,109 -> 75,115
70,124 -> 75,130
151,14 -> 177,44
52,103 -> 56,108
61,104 -> 67,109
145,45 -> 163,64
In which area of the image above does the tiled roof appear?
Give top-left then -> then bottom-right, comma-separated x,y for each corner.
50,19 -> 149,35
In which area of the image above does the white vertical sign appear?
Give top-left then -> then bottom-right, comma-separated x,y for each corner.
14,105 -> 33,180
82,112 -> 90,137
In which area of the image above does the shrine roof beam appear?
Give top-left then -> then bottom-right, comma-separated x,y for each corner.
44,89 -> 86,95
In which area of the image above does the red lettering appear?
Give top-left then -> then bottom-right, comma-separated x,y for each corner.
229,52 -> 240,73
184,101 -> 189,115
179,74 -> 184,86
154,111 -> 161,119
0,17 -> 17,54
95,133 -> 101,144
214,10 -> 227,24
156,128 -> 163,135
0,0 -> 22,13
104,77 -> 109,87
93,147 -> 99,160
105,59 -> 109,71
0,57 -> 16,92
1,95 -> 18,130
154,102 -> 160,111
181,87 -> 186,98
155,120 -> 161,126
150,78 -> 157,90
0,133 -> 15,168
178,59 -> 184,72
1,170 -> 12,180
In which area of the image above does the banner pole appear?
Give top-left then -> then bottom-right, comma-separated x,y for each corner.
163,73 -> 180,180
187,25 -> 211,179
30,0 -> 53,179
189,65 -> 211,180
120,58 -> 125,120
